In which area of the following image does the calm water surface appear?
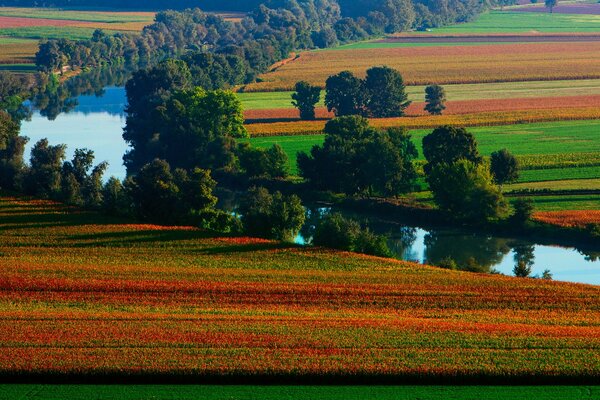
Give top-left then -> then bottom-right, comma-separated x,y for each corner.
19,85 -> 600,285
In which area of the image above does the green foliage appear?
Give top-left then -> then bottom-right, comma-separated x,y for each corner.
313,213 -> 392,258
101,177 -> 129,216
491,148 -> 519,186
124,65 -> 247,175
427,159 -> 508,221
237,143 -> 289,179
437,256 -> 458,270
422,125 -> 482,174
0,110 -> 27,191
424,84 -> 446,115
239,186 -> 305,242
126,159 -> 224,228
324,71 -> 367,117
298,116 -> 418,196
511,198 -> 535,224
545,0 -> 557,12
513,260 -> 532,278
291,81 -> 321,120
365,66 -> 411,118
22,139 -> 66,198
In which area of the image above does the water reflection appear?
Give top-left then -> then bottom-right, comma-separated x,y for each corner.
293,207 -> 600,285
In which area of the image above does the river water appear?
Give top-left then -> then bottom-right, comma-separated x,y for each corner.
19,85 -> 600,285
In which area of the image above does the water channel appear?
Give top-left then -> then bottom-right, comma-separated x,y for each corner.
19,83 -> 600,285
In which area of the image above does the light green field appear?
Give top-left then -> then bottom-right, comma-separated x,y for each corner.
0,8 -> 155,23
249,119 -> 600,166
248,120 -> 600,210
1,385 -> 600,400
238,79 -> 600,109
0,26 -> 121,40
420,11 -> 600,34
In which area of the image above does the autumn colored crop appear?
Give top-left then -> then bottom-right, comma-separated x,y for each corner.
0,196 -> 598,380
244,42 -> 600,92
535,210 -> 600,228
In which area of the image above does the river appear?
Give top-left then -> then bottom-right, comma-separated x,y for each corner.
18,84 -> 600,285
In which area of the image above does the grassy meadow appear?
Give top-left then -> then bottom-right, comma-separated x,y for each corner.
2,385 -> 600,400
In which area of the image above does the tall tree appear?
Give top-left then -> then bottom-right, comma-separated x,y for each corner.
424,84 -> 447,115
324,71 -> 367,117
298,116 -> 418,195
291,81 -> 321,120
365,66 -> 411,118
422,125 -> 482,174
427,159 -> 507,221
490,148 -> 519,187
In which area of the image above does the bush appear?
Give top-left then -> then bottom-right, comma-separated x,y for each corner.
513,261 -> 532,278
313,213 -> 391,258
239,187 -> 305,241
511,198 -> 534,224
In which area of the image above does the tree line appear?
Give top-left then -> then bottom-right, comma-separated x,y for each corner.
35,0 -> 489,79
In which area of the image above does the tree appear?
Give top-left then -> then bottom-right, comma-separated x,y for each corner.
513,260 -> 532,278
545,0 -> 557,12
0,110 -> 27,191
422,125 -> 482,174
426,159 -> 508,221
424,84 -> 446,115
365,66 -> 411,118
22,139 -> 66,198
238,143 -> 289,179
313,212 -> 391,257
490,148 -> 519,187
101,177 -> 129,216
298,116 -> 418,196
291,81 -> 321,120
124,80 -> 247,174
239,186 -> 305,241
511,198 -> 534,224
324,71 -> 367,117
126,159 -> 222,226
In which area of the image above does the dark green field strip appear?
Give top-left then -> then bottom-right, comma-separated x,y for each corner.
1,385 -> 599,400
519,166 -> 600,183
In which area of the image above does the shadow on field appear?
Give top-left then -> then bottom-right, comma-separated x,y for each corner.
196,242 -> 295,255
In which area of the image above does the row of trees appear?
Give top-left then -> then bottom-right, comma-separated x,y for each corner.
291,68 -> 448,121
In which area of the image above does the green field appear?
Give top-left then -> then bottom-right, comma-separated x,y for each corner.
0,8 -> 155,23
248,120 -> 600,210
238,79 -> 600,109
419,10 -> 600,34
0,63 -> 36,72
334,40 -> 539,49
0,26 -> 122,40
249,119 -> 600,169
1,385 -> 600,400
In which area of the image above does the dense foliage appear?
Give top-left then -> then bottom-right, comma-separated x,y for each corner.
298,116 -> 418,196
325,67 -> 411,118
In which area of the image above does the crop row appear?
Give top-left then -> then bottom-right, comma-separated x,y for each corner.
534,210 -> 600,228
244,95 -> 600,122
244,42 -> 600,92
246,108 -> 600,137
0,196 -> 599,377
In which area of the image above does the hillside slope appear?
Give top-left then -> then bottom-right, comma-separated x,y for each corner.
0,196 -> 598,382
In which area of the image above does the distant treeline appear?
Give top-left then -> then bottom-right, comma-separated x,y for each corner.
35,0 -> 487,79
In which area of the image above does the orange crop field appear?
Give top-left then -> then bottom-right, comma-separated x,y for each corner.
244,95 -> 600,122
246,107 -> 600,137
0,40 -> 38,64
1,196 -> 599,380
535,210 -> 600,228
244,42 -> 600,92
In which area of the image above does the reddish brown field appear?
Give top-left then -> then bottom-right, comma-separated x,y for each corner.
245,95 -> 600,122
381,34 -> 600,43
0,15 -> 78,28
245,42 -> 600,91
535,211 -> 600,228
515,4 -> 600,14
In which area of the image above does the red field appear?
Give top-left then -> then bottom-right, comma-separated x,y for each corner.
0,196 -> 599,379
535,211 -> 600,228
0,15 -> 78,28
